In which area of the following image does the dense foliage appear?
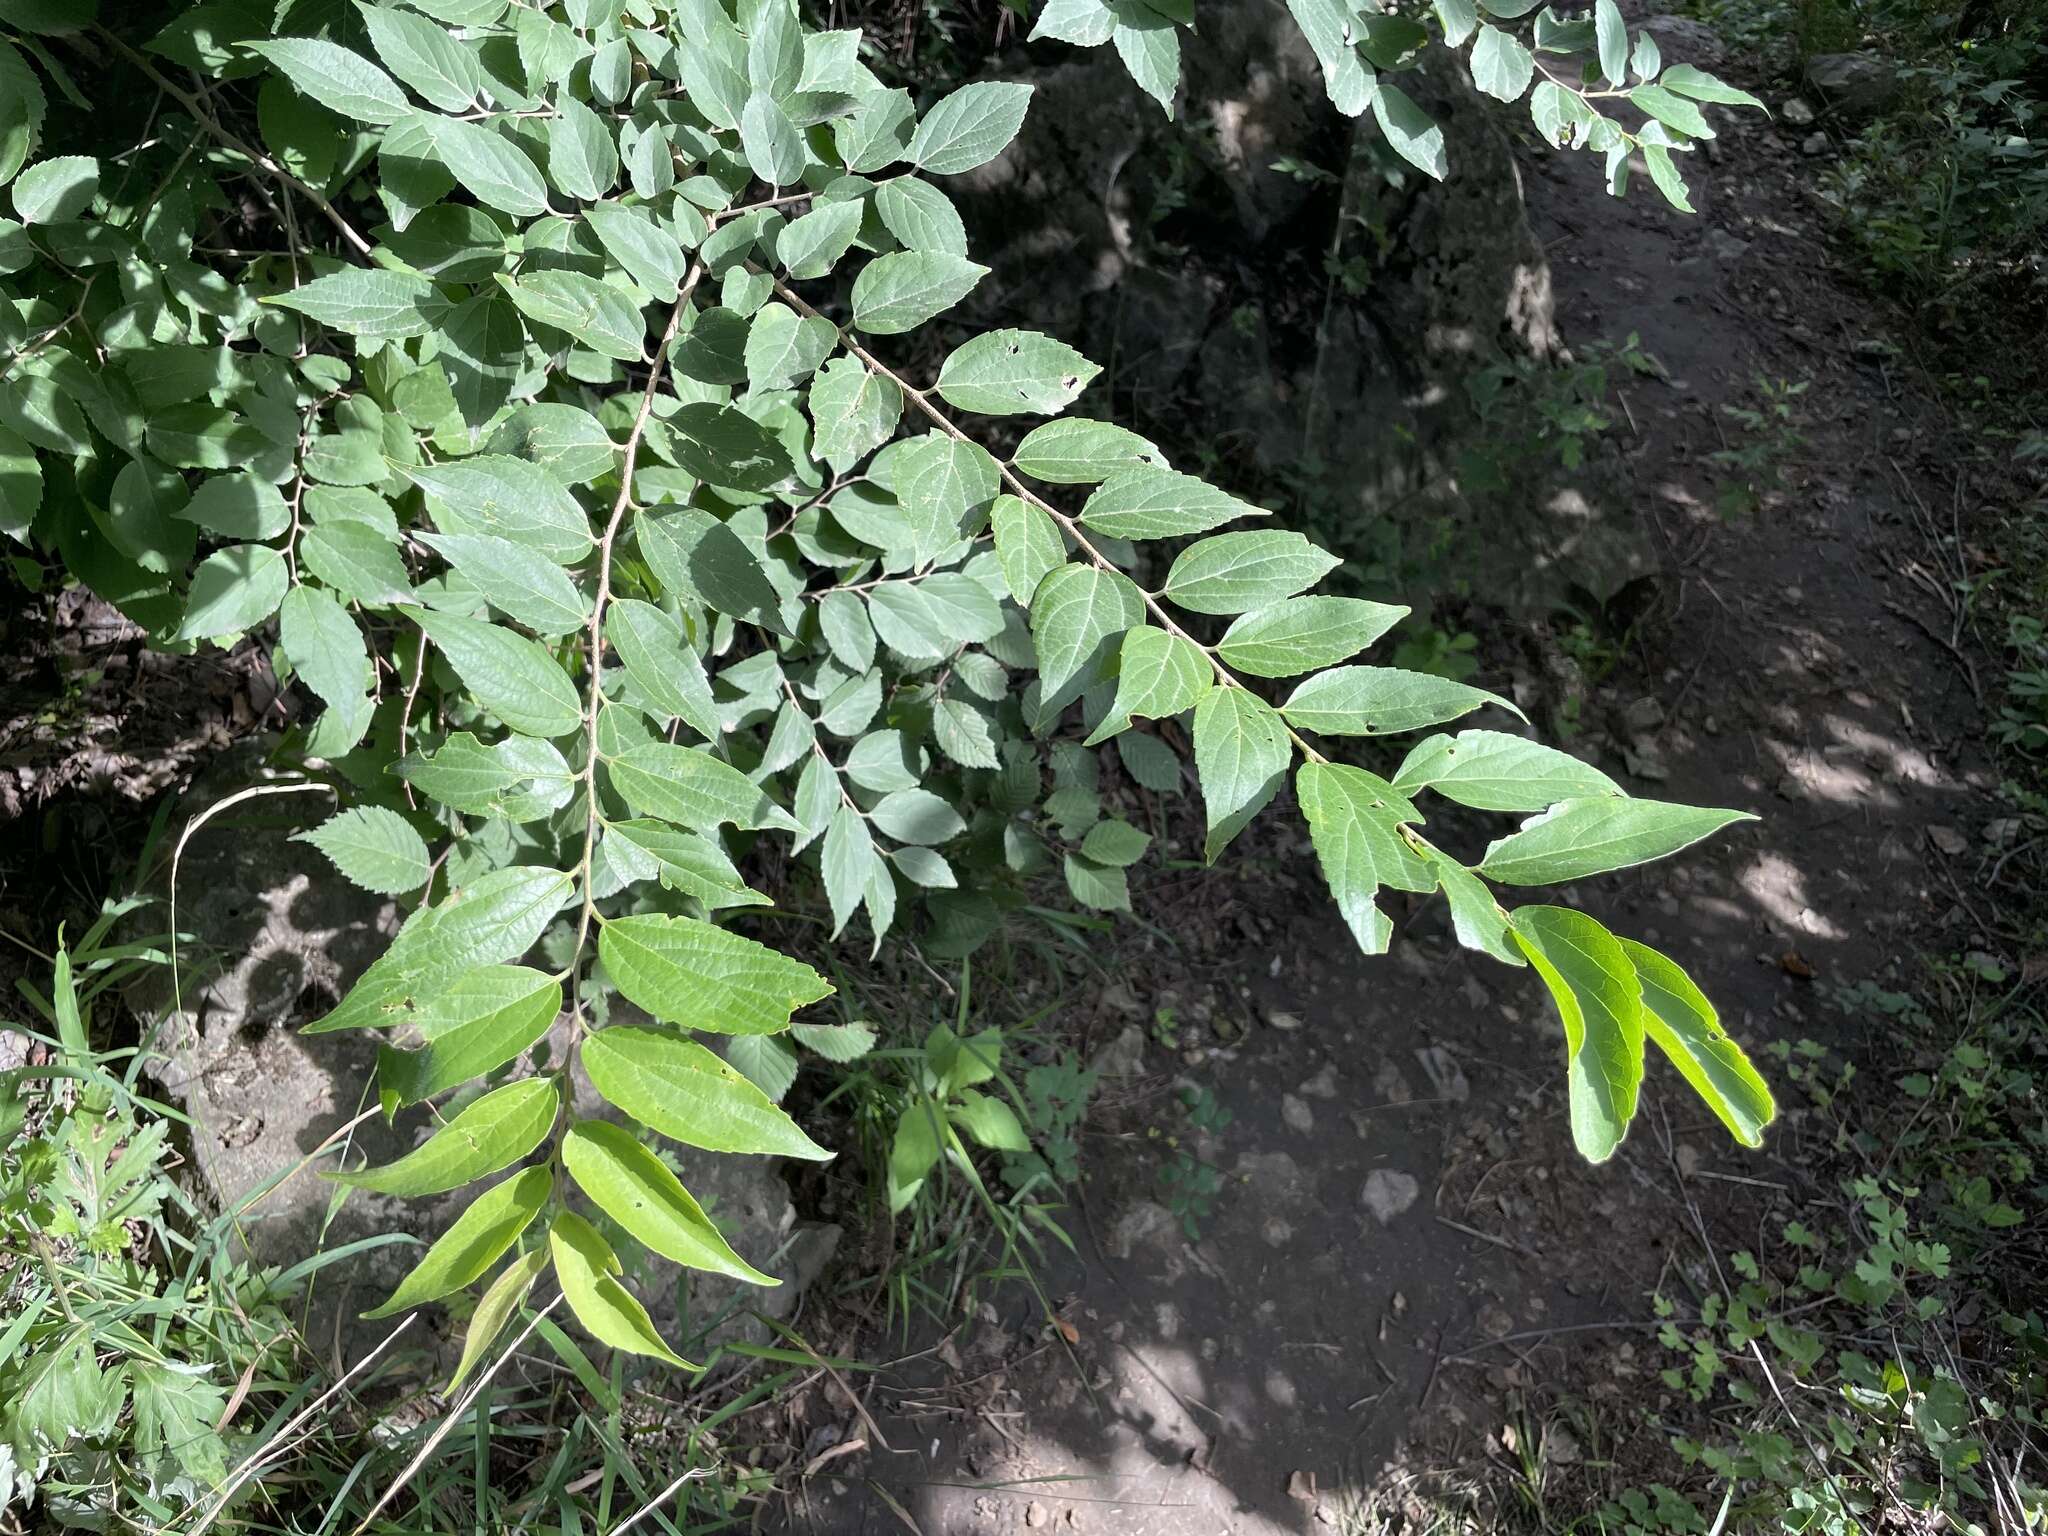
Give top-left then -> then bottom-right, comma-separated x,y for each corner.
0,0 -> 1779,1425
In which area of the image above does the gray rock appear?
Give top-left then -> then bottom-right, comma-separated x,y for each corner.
1782,97 -> 1817,127
1802,131 -> 1830,157
1360,1169 -> 1421,1225
137,743 -> 835,1372
1091,1022 -> 1148,1079
1280,1093 -> 1315,1134
1804,52 -> 1902,119
1707,227 -> 1752,263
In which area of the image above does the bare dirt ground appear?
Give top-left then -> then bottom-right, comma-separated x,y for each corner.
792,29 -> 2010,1536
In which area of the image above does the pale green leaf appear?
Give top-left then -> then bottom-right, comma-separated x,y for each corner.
1392,729 -> 1622,811
1511,905 -> 1644,1162
607,741 -> 801,833
906,80 -> 1032,174
582,1026 -> 830,1159
267,268 -> 440,337
1079,467 -> 1264,541
564,1121 -> 778,1283
1030,562 -> 1146,712
1478,797 -> 1755,885
413,609 -> 583,738
1192,688 -> 1290,862
604,599 -> 719,742
1215,596 -> 1406,677
936,329 -> 1099,416
447,1248 -> 546,1394
248,39 -> 409,124
294,806 -> 431,895
1281,665 -> 1519,737
363,1165 -> 549,1317
1163,530 -> 1340,616
176,544 -> 288,640
332,1078 -> 555,1195
1084,624 -> 1210,744
850,251 -> 987,335
598,912 -> 831,1035
419,531 -> 589,636
550,1211 -> 691,1367
1297,762 -> 1434,954
1619,938 -> 1774,1148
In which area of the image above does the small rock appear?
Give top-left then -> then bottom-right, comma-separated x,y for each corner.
1853,337 -> 1897,359
1802,131 -> 1829,156
1281,1094 -> 1315,1134
1676,1143 -> 1702,1177
1928,825 -> 1969,857
1090,1024 -> 1146,1079
1287,1469 -> 1317,1502
1804,51 -> 1901,118
1360,1169 -> 1420,1225
1544,1421 -> 1584,1465
1620,696 -> 1666,734
1984,817 -> 2021,848
1413,1045 -> 1469,1103
1625,741 -> 1671,782
1026,1502 -> 1049,1528
1782,96 -> 1816,126
1099,980 -> 1145,1016
1297,1063 -> 1339,1099
1706,227 -> 1750,263
1266,1008 -> 1303,1031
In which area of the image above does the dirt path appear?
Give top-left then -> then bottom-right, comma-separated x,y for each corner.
796,29 -> 2002,1536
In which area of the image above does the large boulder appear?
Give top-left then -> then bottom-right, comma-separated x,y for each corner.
1804,52 -> 1903,119
137,743 -> 835,1371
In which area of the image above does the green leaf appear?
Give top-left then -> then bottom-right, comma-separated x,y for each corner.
585,202 -> 687,300
447,1248 -> 546,1394
809,355 -> 903,473
1478,797 -> 1755,885
1288,0 -> 1376,114
606,741 -> 801,833
1469,23 -> 1534,100
405,457 -> 594,563
499,270 -> 646,361
1641,143 -> 1694,213
866,573 -> 1003,657
439,290 -> 527,429
873,176 -> 968,255
777,198 -> 865,279
637,508 -> 784,629
563,1121 -> 778,1284
949,1088 -> 1031,1152
363,1164 -> 549,1317
181,472 -> 286,541
1630,83 -> 1715,140
822,803 -> 878,938
1080,817 -> 1150,867
1297,762 -> 1434,954
725,1032 -> 800,1100
377,966 -> 562,1107
1163,531 -> 1340,616
850,252 -> 988,335
889,1100 -> 942,1211
1112,6 -> 1181,115
544,93 -> 619,202
932,696 -> 999,769
791,1021 -> 876,1061
1079,467 -> 1264,541
303,520 -> 414,606
1085,624 -> 1210,744
740,90 -> 806,186
935,329 -> 1099,416
1511,906 -> 1644,1162
1192,688 -> 1290,862
399,733 -> 575,821
893,844 -> 959,886
1435,0 -> 1479,47
1215,596 -> 1406,677
279,586 -> 372,749
268,272 -> 440,342
1012,418 -> 1164,484
549,1211 -> 692,1368
1659,64 -> 1764,109
1619,938 -> 1775,1148
1064,849 -> 1130,910
604,599 -> 719,741
1031,0 -> 1117,44
333,1078 -> 555,1195
248,39 -> 409,124
416,111 -> 549,218
582,1026 -> 831,1159
604,820 -> 770,910
1280,666 -> 1519,738
1392,729 -> 1622,811
990,494 -> 1065,605
420,532 -> 590,636
906,80 -> 1032,174
744,302 -> 836,392
1594,0 -> 1628,84
1030,562 -> 1146,713
668,401 -> 793,491
870,788 -> 967,845
598,912 -> 831,1035
1372,83 -> 1446,179
413,610 -> 583,738
294,806 -> 431,895
1424,848 -> 1522,966
357,3 -> 480,111
308,867 -> 572,1035
176,544 -> 288,640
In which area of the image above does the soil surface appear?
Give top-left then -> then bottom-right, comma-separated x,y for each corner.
791,24 -> 2008,1536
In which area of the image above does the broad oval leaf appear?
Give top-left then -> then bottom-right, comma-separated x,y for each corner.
1215,596 -> 1407,677
363,1164 -> 549,1318
1478,797 -> 1756,885
562,1121 -> 778,1284
549,1211 -> 692,1367
1510,905 -> 1644,1163
597,912 -> 832,1035
1392,729 -> 1622,811
1162,531 -> 1340,616
582,1026 -> 831,1159
1280,666 -> 1519,738
935,329 -> 1100,416
332,1078 -> 557,1196
1192,688 -> 1290,863
412,610 -> 583,739
294,806 -> 431,895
